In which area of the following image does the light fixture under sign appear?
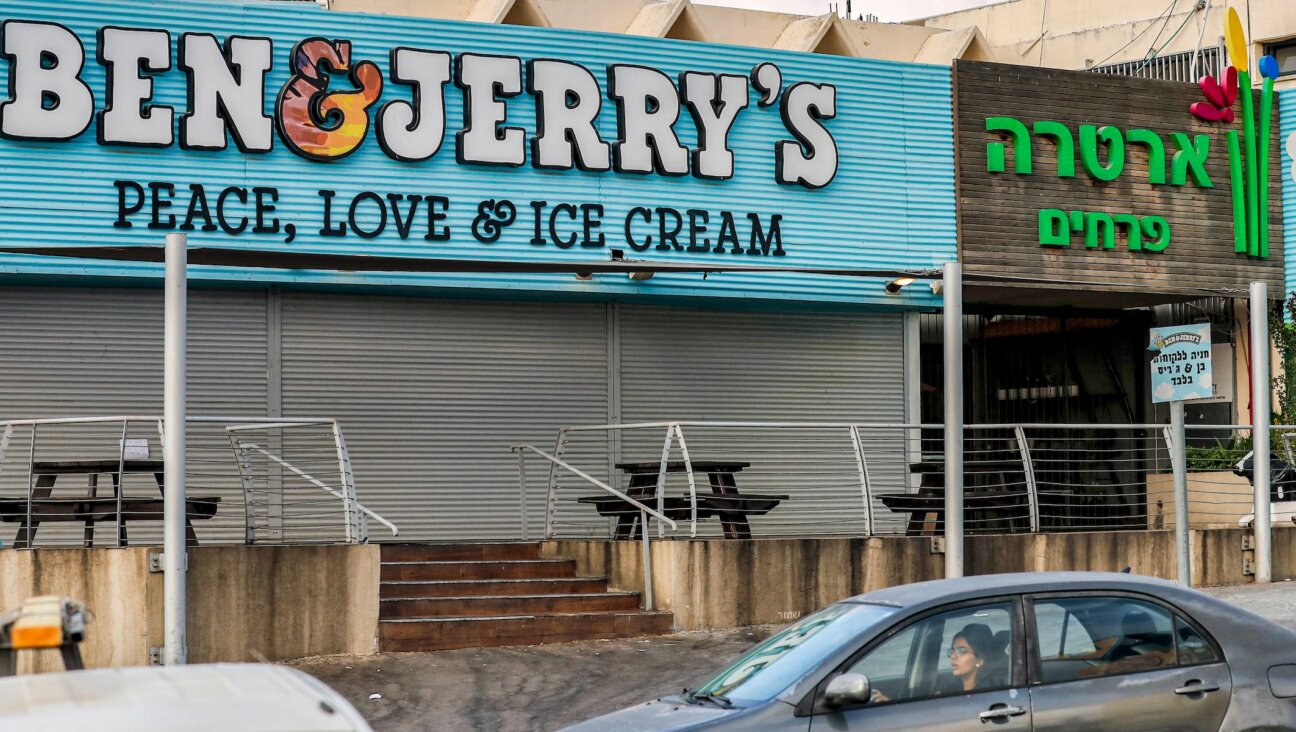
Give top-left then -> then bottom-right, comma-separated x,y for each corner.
574,272 -> 593,281
628,271 -> 654,281
884,276 -> 916,294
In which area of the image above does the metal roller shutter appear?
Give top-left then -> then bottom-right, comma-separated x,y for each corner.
279,293 -> 610,541
0,286 -> 269,546
616,306 -> 907,537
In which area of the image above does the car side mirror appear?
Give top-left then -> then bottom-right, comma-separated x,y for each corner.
824,673 -> 872,707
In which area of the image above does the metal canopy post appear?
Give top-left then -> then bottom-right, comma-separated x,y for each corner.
163,233 -> 188,664
1251,281 -> 1272,584
943,262 -> 964,578
1170,400 -> 1190,586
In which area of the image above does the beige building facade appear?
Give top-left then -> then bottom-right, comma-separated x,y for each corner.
326,0 -> 1000,65
323,0 -> 1296,90
918,0 -> 1296,88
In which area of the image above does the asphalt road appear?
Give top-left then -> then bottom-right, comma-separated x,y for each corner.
291,626 -> 779,732
1201,581 -> 1296,631
290,582 -> 1296,732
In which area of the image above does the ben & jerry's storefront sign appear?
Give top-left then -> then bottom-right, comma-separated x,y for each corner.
1,21 -> 836,252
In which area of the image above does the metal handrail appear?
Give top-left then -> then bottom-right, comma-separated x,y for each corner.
0,415 -> 397,547
234,443 -> 399,538
538,422 -> 879,538
510,444 -> 679,532
535,421 -> 1296,541
512,442 -> 677,609
223,420 -> 398,543
561,421 -> 1296,431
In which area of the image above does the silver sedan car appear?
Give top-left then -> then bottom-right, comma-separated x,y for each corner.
562,572 -> 1296,731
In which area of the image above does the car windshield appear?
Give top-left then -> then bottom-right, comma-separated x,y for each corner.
690,603 -> 897,706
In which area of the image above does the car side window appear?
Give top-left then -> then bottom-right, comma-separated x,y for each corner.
1033,602 -> 1098,658
1031,596 -> 1175,684
1175,615 -> 1220,666
844,601 -> 1014,705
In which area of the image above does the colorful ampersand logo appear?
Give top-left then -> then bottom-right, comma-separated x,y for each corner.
276,38 -> 383,161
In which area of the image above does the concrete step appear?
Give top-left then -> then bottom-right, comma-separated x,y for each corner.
380,558 -> 577,582
380,543 -> 542,563
379,577 -> 611,599
379,611 -> 674,652
379,592 -> 642,618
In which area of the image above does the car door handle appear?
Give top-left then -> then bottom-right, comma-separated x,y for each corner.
978,704 -> 1026,722
1174,680 -> 1221,695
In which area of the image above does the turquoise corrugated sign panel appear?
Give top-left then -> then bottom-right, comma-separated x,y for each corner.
1282,89 -> 1296,298
0,0 -> 955,307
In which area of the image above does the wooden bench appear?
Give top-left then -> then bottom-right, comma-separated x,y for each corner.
879,460 -> 1032,536
0,460 -> 220,548
576,461 -> 786,539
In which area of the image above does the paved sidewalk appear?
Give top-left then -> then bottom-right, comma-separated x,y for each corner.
291,582 -> 1296,732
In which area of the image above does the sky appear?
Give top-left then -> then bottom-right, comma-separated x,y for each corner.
698,0 -> 998,23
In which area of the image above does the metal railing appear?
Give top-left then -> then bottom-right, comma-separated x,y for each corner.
0,415 -> 397,548
520,421 -> 1295,541
1092,46 -> 1224,83
511,443 -> 677,609
227,421 -> 398,543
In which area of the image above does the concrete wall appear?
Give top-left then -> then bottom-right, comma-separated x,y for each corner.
0,545 -> 379,671
547,528 -> 1296,630
187,545 -> 380,664
0,548 -> 157,672
4,531 -> 1289,667
547,537 -> 945,629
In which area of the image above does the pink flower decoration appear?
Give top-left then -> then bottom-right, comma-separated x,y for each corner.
1191,66 -> 1238,123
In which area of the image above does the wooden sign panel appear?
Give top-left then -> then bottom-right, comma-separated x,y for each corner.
955,60 -> 1283,305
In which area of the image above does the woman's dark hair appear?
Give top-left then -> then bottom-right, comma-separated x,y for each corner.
953,623 -> 996,661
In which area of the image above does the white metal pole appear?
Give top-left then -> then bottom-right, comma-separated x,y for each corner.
1251,281 -> 1272,583
164,233 -> 188,664
1170,400 -> 1190,586
943,262 -> 964,578
640,517 -> 653,610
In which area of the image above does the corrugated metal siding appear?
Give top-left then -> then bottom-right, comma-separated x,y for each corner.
0,0 -> 955,308
1283,89 -> 1296,298
279,292 -> 610,540
0,287 -> 268,545
0,287 -> 910,542
614,306 -> 907,537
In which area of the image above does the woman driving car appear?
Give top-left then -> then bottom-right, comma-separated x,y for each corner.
871,622 -> 1005,702
948,624 -> 999,692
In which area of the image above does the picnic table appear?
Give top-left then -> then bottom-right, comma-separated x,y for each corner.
878,460 -> 1032,536
0,460 -> 219,548
577,461 -> 786,539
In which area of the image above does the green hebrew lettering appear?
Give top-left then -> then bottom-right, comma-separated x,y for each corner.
1039,208 -> 1070,247
1068,210 -> 1084,231
1084,212 -> 1116,249
1125,129 -> 1166,185
1171,133 -> 1213,187
986,117 -> 1031,174
1141,216 -> 1171,251
1033,121 -> 1076,177
1113,214 -> 1142,251
1079,125 -> 1124,182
